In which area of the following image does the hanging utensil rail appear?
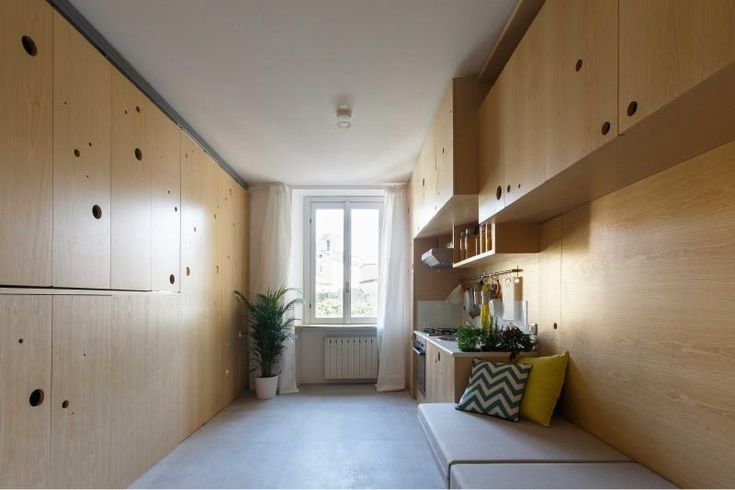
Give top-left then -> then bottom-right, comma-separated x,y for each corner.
465,267 -> 522,284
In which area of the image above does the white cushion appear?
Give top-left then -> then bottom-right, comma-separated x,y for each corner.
418,403 -> 629,484
450,463 -> 676,489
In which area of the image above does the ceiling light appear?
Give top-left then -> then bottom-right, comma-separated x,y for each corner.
336,106 -> 352,129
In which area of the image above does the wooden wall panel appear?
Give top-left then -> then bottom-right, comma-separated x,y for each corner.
0,0 -> 53,287
111,71 -> 152,290
0,295 -> 52,488
50,295 -> 112,488
150,105 -> 181,292
537,140 -> 735,488
52,12 -> 111,289
180,133 -> 208,432
236,187 -> 250,392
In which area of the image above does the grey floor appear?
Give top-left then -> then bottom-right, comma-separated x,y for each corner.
131,384 -> 445,489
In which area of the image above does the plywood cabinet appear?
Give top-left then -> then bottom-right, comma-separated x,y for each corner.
111,71 -> 152,290
0,0 -> 53,287
425,342 -> 454,403
149,101 -> 181,292
0,295 -> 52,488
411,79 -> 488,238
478,0 -> 618,222
50,295 -> 112,488
546,0 -> 618,177
478,75 -> 506,223
501,15 -> 547,207
52,12 -> 111,289
619,0 -> 735,133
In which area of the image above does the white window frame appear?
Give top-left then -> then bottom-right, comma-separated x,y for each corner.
304,196 -> 383,325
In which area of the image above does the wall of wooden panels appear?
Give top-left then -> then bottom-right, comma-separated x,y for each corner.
0,0 -> 250,488
465,139 -> 735,488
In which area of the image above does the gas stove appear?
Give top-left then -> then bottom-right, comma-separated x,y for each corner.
421,327 -> 458,337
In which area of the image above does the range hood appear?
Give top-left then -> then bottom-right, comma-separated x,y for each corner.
421,248 -> 453,269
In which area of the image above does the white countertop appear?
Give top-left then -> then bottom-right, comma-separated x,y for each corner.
414,330 -> 537,359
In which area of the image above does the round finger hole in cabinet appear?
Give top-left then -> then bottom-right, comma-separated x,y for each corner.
62,400 -> 69,409
29,389 -> 44,407
601,121 -> 611,135
21,35 -> 37,56
185,266 -> 191,277
553,322 -> 558,330
18,338 -> 24,344
74,148 -> 80,158
506,184 -> 511,193
174,206 -> 178,212
575,58 -> 583,71
496,186 -> 502,200
92,205 -> 102,219
627,100 -> 638,117
134,148 -> 143,161
169,274 -> 175,285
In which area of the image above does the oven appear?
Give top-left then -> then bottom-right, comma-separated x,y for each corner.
413,334 -> 426,397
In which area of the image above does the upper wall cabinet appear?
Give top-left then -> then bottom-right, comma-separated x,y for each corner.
411,78 -> 488,238
478,0 -> 618,224
180,133 -> 207,295
0,0 -> 53,287
545,0 -> 618,177
53,12 -> 112,289
111,71 -> 152,291
619,0 -> 735,133
149,101 -> 181,292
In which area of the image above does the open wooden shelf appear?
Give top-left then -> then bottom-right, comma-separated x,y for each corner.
451,221 -> 538,269
453,249 -> 497,268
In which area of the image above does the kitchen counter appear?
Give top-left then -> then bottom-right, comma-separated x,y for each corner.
414,330 -> 537,359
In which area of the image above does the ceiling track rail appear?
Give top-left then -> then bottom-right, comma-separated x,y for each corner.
46,0 -> 249,190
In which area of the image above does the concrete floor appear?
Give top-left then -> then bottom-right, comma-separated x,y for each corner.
130,384 -> 445,489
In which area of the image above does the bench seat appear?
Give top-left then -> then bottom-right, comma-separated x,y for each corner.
418,403 -> 630,484
449,463 -> 675,489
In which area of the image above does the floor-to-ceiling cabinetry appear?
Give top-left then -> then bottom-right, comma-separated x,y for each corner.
0,1 -> 250,488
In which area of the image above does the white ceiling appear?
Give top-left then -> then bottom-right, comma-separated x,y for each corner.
69,0 -> 515,185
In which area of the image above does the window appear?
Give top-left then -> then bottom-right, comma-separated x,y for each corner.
305,197 -> 382,324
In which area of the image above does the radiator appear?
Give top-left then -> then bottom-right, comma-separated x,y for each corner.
324,336 -> 379,380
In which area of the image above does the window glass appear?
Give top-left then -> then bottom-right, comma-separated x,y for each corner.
314,208 -> 344,318
350,208 -> 380,318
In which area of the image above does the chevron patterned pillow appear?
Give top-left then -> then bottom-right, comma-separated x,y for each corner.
456,360 -> 532,421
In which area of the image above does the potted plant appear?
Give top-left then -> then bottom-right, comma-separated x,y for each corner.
234,287 -> 299,400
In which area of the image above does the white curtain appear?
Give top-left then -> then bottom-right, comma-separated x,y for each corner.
253,183 -> 298,394
376,185 -> 411,392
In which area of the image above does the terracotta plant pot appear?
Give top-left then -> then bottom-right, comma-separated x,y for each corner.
255,374 -> 279,400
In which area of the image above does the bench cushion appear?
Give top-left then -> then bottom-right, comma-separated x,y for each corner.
449,463 -> 676,489
418,403 -> 629,483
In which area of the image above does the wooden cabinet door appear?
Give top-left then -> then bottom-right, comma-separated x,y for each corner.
0,295 -> 52,488
419,130 -> 437,222
0,0 -> 53,287
424,343 -> 437,402
111,71 -> 151,290
436,145 -> 453,212
620,0 -> 735,133
51,295 -> 112,488
502,11 -> 548,206
52,12 -> 111,289
546,0 -> 618,178
149,105 -> 181,292
437,348 -> 455,403
180,133 -> 207,296
478,74 -> 507,223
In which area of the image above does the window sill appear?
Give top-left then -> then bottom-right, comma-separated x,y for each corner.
297,324 -> 377,329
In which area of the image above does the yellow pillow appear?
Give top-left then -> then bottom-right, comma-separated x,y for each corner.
518,351 -> 569,427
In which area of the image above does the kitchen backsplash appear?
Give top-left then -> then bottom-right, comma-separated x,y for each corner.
416,300 -> 464,329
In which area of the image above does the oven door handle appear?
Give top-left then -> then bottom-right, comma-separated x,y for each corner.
412,347 -> 425,356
